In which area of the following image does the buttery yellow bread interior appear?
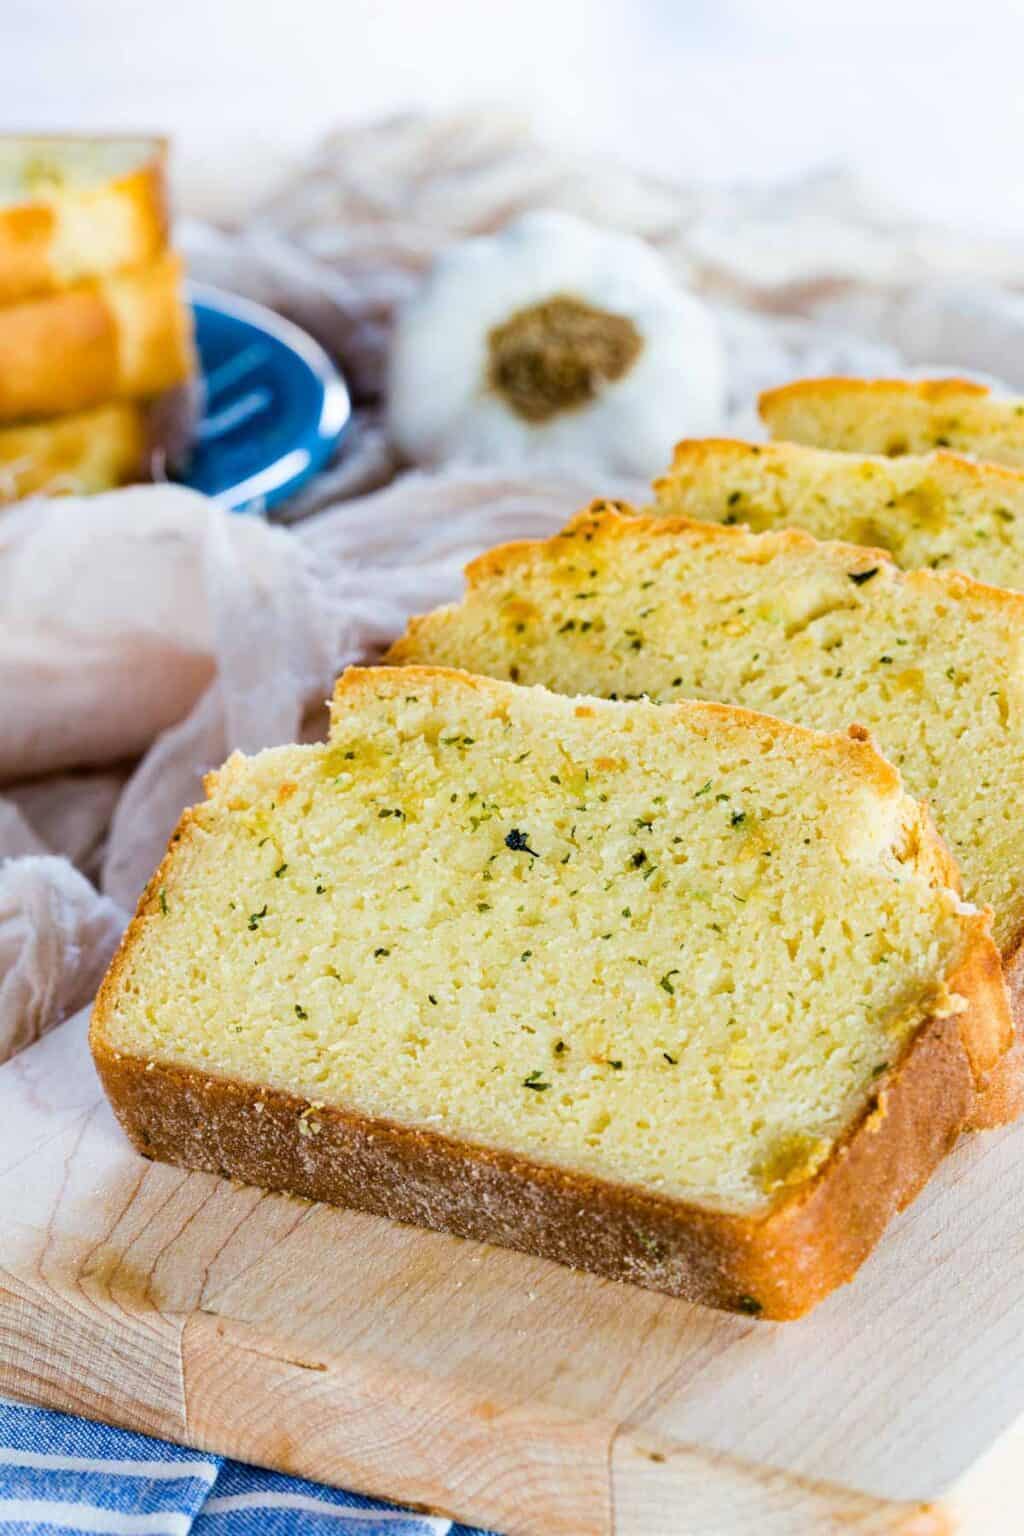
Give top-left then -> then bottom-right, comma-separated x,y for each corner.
760,377 -> 1024,468
0,136 -> 167,305
92,667 -> 1003,1318
651,439 -> 1024,591
389,508 -> 1024,1101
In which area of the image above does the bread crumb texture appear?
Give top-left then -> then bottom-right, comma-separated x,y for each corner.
392,509 -> 1024,956
653,439 -> 1024,592
759,377 -> 1024,469
100,667 -> 972,1215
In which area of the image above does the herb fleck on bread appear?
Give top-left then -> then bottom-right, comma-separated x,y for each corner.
759,377 -> 1024,469
653,438 -> 1024,592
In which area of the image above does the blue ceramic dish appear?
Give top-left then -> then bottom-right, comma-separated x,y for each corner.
180,284 -> 351,512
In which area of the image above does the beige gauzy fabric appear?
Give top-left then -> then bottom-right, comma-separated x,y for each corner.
0,472 -> 616,1062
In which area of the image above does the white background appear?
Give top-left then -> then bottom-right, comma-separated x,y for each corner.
3,0 -> 1024,233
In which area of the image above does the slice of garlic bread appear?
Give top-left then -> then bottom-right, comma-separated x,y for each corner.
760,377 -> 1024,468
92,666 -> 1005,1319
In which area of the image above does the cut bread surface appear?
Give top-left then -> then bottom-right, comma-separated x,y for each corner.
0,250 -> 192,424
390,508 -> 1024,969
0,136 -> 167,305
652,439 -> 1024,592
93,668 -> 988,1238
760,377 -> 1024,469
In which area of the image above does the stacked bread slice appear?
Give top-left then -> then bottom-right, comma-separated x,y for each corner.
388,503 -> 1024,1109
652,438 -> 1024,590
760,377 -> 1024,467
93,375 -> 1024,1318
0,137 -> 194,503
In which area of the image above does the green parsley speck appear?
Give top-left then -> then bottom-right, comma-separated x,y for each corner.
505,828 -> 540,858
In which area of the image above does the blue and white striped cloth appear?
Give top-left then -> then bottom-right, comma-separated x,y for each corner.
0,1401 -> 493,1536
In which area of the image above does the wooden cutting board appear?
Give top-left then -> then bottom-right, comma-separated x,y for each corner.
2,1010 -> 1024,1536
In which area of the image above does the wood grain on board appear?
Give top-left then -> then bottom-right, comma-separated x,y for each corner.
1,1010 -> 1023,1535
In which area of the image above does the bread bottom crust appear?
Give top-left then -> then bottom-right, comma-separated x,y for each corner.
975,938 -> 1024,1128
93,967 -> 992,1322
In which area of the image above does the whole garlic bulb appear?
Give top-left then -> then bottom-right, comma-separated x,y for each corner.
388,211 -> 725,477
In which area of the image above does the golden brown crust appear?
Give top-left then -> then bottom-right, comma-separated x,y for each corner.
336,660 -> 912,803
394,500 -> 1024,651
0,250 -> 193,423
0,138 -> 168,305
759,377 -> 990,419
90,919 -> 998,1321
461,501 -> 902,590
757,377 -> 1024,465
979,937 -> 1024,1126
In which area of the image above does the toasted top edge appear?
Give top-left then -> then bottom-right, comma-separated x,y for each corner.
650,438 -> 1024,591
331,662 -> 911,802
661,436 -> 1024,493
758,377 -> 1024,467
387,506 -> 1024,950
760,377 -> 991,416
458,499 -> 1024,622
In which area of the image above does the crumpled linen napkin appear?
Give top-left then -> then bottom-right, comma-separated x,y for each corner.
0,857 -> 124,1063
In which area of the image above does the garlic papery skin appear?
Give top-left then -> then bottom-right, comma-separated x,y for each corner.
388,211 -> 725,477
